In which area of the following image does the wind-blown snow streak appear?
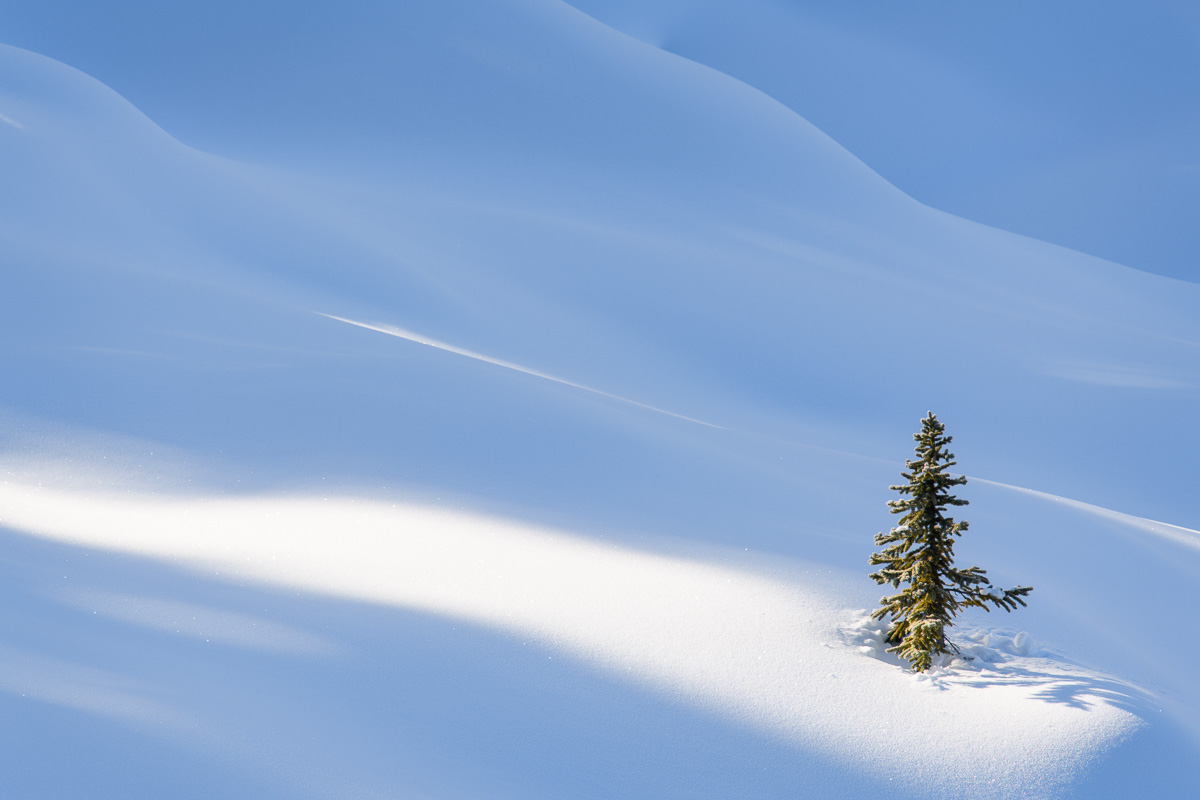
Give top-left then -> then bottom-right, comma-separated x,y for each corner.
0,478 -> 1137,799
975,478 -> 1200,554
56,590 -> 340,656
0,644 -> 191,727
0,112 -> 27,131
320,313 -> 722,428
1043,358 -> 1191,389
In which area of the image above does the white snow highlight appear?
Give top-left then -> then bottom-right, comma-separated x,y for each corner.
976,478 -> 1200,555
0,478 -> 1140,798
320,313 -> 724,428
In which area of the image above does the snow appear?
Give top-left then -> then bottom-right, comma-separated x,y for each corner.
560,0 -> 1200,283
2,1 -> 1199,797
0,477 -> 1154,798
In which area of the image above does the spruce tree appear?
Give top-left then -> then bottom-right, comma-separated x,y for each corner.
869,412 -> 1031,672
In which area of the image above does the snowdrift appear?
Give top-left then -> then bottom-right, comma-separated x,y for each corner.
2,2 -> 1198,797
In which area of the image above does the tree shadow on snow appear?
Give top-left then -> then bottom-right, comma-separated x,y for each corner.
844,617 -> 1200,797
944,660 -> 1150,716
927,642 -> 1200,797
849,616 -> 1154,717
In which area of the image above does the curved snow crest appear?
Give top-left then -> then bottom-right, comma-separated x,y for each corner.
0,477 -> 1140,798
320,313 -> 724,428
0,44 -> 189,153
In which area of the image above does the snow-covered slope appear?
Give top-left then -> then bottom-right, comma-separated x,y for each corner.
562,0 -> 1200,283
2,2 -> 1198,798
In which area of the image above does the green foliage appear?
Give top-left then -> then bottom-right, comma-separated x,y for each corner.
869,412 -> 1032,672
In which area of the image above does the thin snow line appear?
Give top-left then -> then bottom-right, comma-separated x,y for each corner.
973,477 -> 1200,553
0,113 -> 27,131
319,313 -> 724,429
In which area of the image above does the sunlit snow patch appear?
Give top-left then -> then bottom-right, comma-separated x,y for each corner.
0,473 -> 1141,799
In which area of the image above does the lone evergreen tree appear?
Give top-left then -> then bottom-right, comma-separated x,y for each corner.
869,412 -> 1031,672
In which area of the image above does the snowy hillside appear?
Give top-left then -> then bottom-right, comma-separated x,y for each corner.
2,2 -> 1199,798
563,0 -> 1200,283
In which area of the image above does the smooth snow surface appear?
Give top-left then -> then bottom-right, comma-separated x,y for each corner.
562,0 -> 1200,283
2,2 -> 1199,798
